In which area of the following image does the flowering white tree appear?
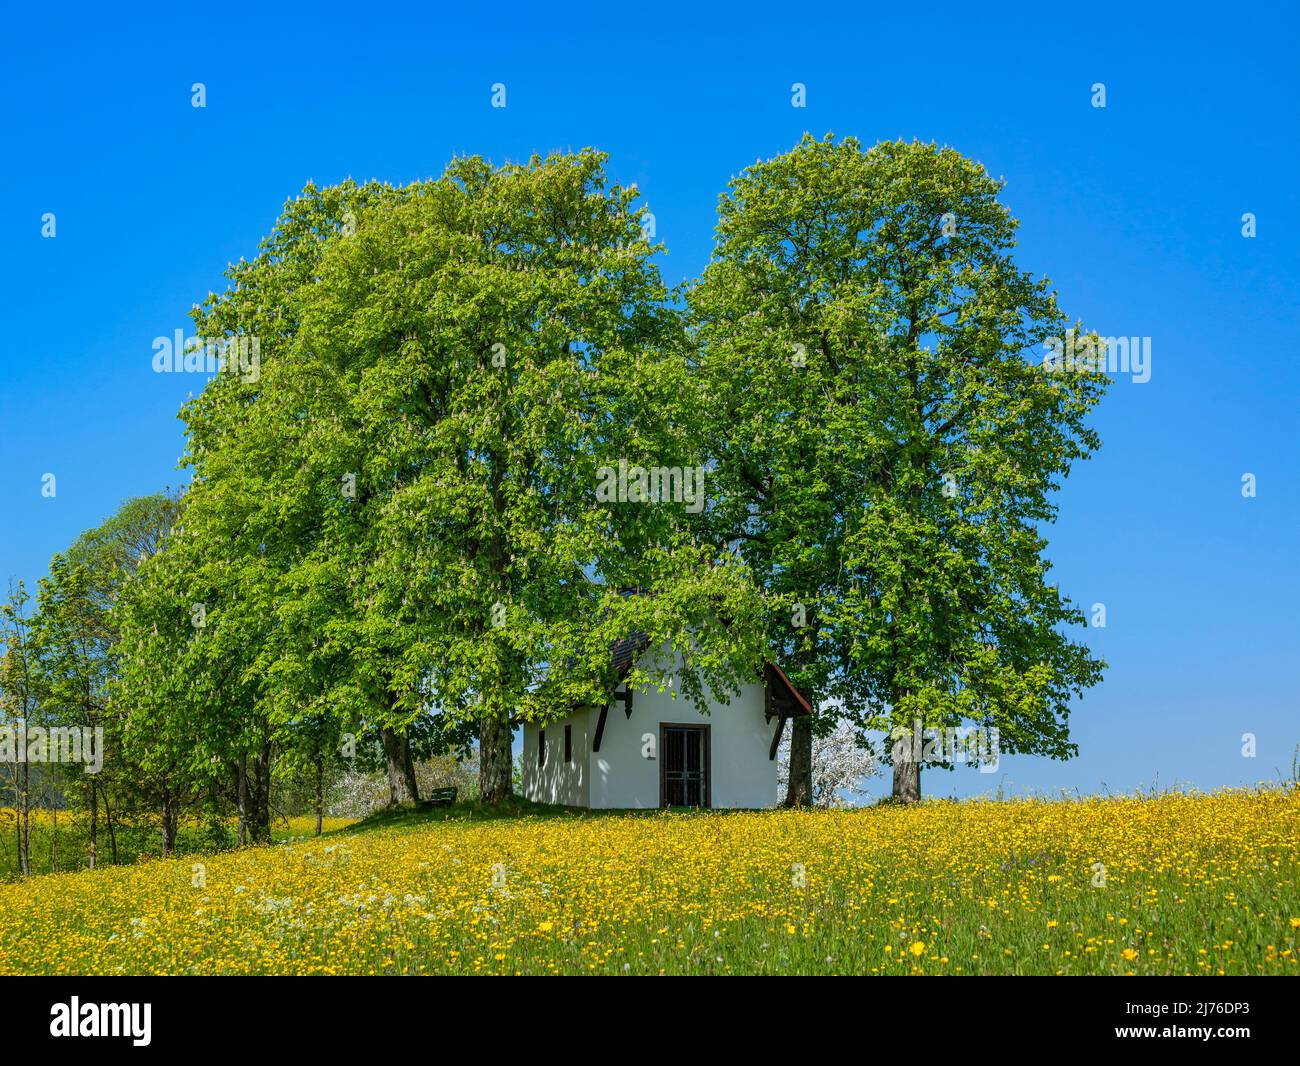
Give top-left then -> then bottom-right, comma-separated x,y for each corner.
777,718 -> 879,807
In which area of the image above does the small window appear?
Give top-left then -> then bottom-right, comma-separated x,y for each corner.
564,724 -> 573,763
538,729 -> 546,769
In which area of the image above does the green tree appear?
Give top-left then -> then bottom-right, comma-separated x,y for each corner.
174,178 -> 419,808
27,494 -> 180,865
0,582 -> 39,875
690,135 -> 1107,803
114,501 -> 285,846
289,150 -> 764,804
162,154 -> 763,813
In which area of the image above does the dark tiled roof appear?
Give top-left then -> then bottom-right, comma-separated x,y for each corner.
611,631 -> 650,679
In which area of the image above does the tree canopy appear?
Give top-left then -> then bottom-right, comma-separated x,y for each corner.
690,135 -> 1107,801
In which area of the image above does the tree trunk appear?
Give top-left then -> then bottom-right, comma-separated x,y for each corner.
782,715 -> 813,807
891,704 -> 923,802
18,748 -> 29,877
381,727 -> 419,805
236,756 -> 248,846
160,785 -> 177,854
401,734 -> 420,804
12,771 -> 20,874
781,641 -> 817,808
249,745 -> 273,844
101,781 -> 119,863
87,778 -> 98,870
313,754 -> 324,836
478,713 -> 513,806
892,748 -> 921,803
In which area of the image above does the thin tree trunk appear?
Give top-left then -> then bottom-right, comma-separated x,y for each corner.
161,784 -> 177,854
478,713 -> 513,806
236,756 -> 248,846
100,781 -> 119,864
782,715 -> 813,807
87,778 -> 98,870
18,746 -> 29,877
252,745 -> 272,844
12,770 -> 21,874
313,754 -> 324,836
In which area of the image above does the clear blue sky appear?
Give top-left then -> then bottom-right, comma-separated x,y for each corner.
2,2 -> 1296,799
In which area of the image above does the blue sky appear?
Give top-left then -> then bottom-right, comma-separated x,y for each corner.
2,2 -> 1296,799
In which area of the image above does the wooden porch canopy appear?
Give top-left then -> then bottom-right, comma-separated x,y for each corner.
763,662 -> 812,761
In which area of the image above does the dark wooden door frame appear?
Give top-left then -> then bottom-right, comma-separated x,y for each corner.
658,722 -> 711,809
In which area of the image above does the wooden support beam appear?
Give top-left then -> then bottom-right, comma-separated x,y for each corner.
769,713 -> 787,761
614,686 -> 633,719
593,703 -> 609,752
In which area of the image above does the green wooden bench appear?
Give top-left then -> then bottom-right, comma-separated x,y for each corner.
425,787 -> 457,807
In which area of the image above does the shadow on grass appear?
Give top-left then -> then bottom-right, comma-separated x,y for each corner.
337,797 -> 750,837
339,796 -> 592,836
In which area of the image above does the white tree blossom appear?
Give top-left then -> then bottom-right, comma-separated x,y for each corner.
777,718 -> 880,807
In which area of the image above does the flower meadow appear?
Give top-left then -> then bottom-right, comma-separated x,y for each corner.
0,790 -> 1296,976
0,813 -> 357,879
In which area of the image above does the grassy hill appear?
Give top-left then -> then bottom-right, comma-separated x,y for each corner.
1,789 -> 1297,975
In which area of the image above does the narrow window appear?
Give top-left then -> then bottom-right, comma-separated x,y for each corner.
564,724 -> 573,763
538,729 -> 546,769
